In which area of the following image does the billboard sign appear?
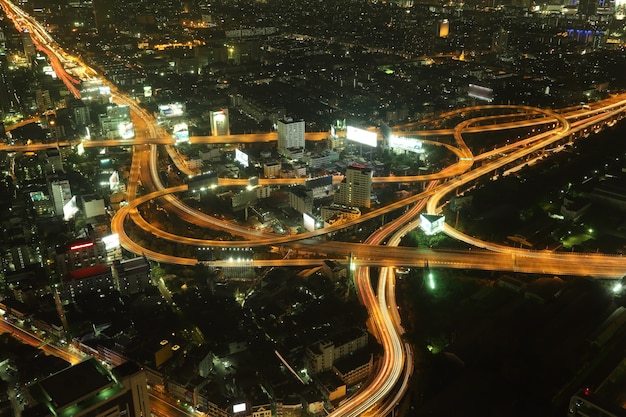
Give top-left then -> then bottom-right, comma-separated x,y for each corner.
102,234 -> 120,251
347,126 -> 377,147
63,196 -> 79,221
118,122 -> 135,139
235,148 -> 249,168
173,122 -> 189,142
158,103 -> 185,117
389,136 -> 423,152
468,84 -> 494,102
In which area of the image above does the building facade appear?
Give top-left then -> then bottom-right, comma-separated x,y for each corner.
277,118 -> 305,155
333,166 -> 372,208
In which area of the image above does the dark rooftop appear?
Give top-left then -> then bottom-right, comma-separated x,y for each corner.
37,359 -> 115,410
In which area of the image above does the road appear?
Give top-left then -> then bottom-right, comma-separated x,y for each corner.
3,2 -> 626,416
0,319 -> 83,364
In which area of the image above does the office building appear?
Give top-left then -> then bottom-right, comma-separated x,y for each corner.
112,257 -> 152,296
100,105 -> 133,139
334,165 -> 372,208
45,148 -> 64,174
49,178 -> 72,217
63,264 -> 114,301
305,329 -> 368,374
24,358 -> 151,417
289,186 -> 313,214
209,109 -> 231,136
438,19 -> 449,38
81,194 -> 106,218
263,161 -> 282,178
277,118 -> 305,156
55,238 -> 108,279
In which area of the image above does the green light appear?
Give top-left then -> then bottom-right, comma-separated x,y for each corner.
428,273 -> 435,290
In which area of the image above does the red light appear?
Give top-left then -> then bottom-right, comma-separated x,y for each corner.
583,387 -> 591,396
70,242 -> 94,251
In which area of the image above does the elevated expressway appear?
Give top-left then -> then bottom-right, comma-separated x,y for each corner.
110,97 -> 626,417
3,2 -> 626,415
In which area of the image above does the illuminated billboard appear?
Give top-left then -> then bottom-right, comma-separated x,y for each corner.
173,122 -> 189,142
158,103 -> 185,117
143,86 -> 152,97
63,196 -> 79,221
235,148 -> 249,168
109,171 -> 120,191
468,84 -> 494,102
118,122 -> 135,139
43,65 -> 56,78
70,241 -> 94,251
102,234 -> 120,251
346,126 -> 377,147
419,213 -> 445,235
233,403 -> 246,414
303,212 -> 317,232
99,86 -> 111,95
389,136 -> 423,153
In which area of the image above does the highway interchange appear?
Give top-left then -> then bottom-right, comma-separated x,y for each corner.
2,0 -> 626,415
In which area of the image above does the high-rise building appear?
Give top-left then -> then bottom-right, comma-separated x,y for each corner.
54,238 -> 108,280
49,178 -> 72,217
334,166 -> 373,208
24,358 -> 151,417
277,118 -> 305,156
209,109 -> 230,136
45,148 -> 64,174
437,19 -> 450,38
93,0 -> 115,36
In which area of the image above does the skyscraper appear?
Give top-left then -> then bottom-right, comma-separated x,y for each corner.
334,166 -> 373,208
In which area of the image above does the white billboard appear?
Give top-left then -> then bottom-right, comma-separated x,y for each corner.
233,403 -> 246,413
158,103 -> 185,117
102,234 -> 120,251
303,212 -> 316,232
173,122 -> 189,142
118,122 -> 135,139
235,149 -> 249,168
63,196 -> 79,221
468,84 -> 494,102
389,136 -> 423,152
347,126 -> 377,147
